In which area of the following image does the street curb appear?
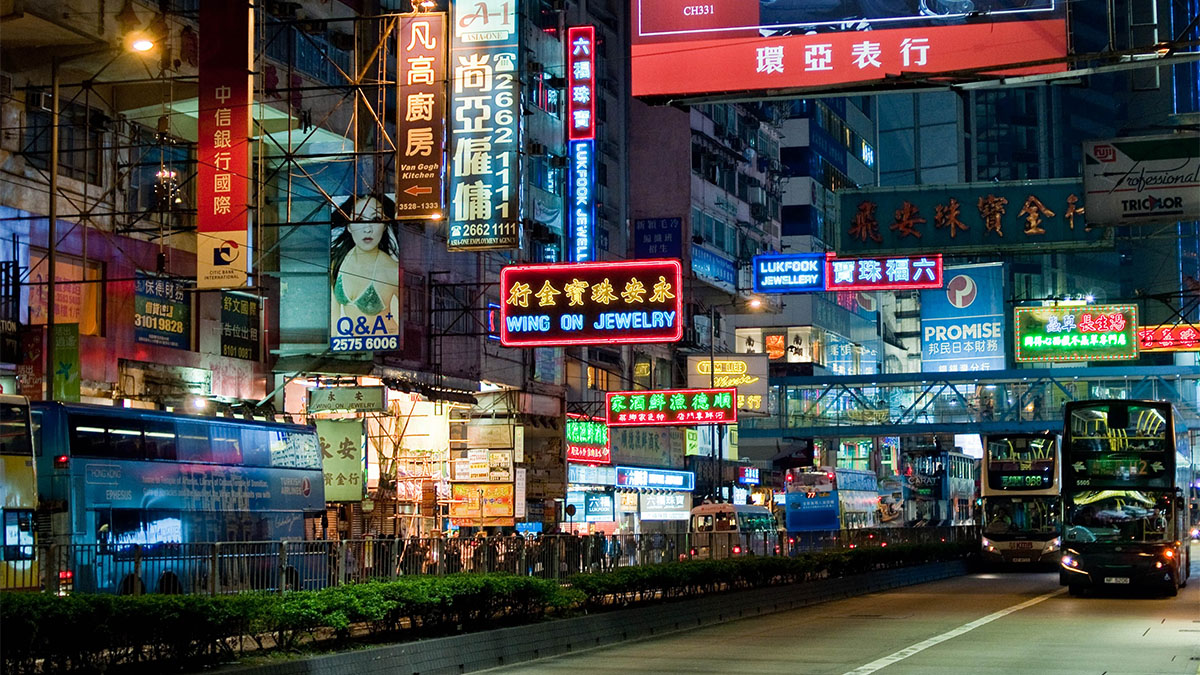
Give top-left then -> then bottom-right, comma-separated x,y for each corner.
224,560 -> 967,675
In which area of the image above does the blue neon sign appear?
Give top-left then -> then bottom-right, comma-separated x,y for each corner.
569,140 -> 595,262
752,253 -> 826,293
616,466 -> 695,491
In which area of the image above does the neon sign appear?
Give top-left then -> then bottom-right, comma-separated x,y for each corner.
569,139 -> 595,262
605,387 -> 737,427
565,414 -> 610,464
1014,304 -> 1138,362
616,466 -> 695,491
566,25 -> 595,142
1138,324 -> 1200,352
825,254 -> 943,291
499,259 -> 683,347
752,253 -> 826,293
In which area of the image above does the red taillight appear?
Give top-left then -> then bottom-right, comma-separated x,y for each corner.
58,570 -> 74,581
54,455 -> 69,469
732,546 -> 742,554
689,548 -> 697,556
788,537 -> 795,544
849,543 -> 857,549
881,542 -> 888,547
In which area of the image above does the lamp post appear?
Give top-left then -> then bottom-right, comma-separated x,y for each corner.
706,297 -> 762,502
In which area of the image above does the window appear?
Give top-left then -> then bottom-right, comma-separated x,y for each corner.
587,365 -> 609,391
209,424 -> 243,464
23,99 -> 106,184
142,418 -> 177,461
2,510 -> 35,561
0,402 -> 31,456
69,414 -> 142,459
125,124 -> 194,215
405,272 -> 426,328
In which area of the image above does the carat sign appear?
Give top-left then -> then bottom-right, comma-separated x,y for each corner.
630,1 -> 1067,99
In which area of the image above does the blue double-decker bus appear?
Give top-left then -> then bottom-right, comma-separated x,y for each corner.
32,402 -> 326,594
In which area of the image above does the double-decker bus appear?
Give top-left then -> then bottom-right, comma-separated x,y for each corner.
33,402 -> 327,594
1059,400 -> 1192,596
900,447 -> 977,527
979,432 -> 1061,566
1,395 -> 37,590
784,467 -> 879,532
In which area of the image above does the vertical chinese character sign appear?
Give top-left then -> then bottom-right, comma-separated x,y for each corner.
221,291 -> 261,360
315,419 -> 365,502
134,272 -> 191,350
197,0 -> 252,289
567,25 -> 596,262
448,0 -> 520,250
397,13 -> 447,219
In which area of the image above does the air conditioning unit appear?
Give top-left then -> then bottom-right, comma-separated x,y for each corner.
750,203 -> 768,221
549,155 -> 567,168
528,142 -> 548,156
528,61 -> 544,74
29,91 -> 52,112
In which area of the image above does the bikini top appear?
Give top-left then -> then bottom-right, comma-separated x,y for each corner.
334,274 -> 385,315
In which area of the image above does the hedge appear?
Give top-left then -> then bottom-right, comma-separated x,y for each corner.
0,542 -> 971,674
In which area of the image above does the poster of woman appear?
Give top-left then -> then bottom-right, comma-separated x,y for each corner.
329,194 -> 402,352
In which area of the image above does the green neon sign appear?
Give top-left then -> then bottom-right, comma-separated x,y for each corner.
1014,304 -> 1138,362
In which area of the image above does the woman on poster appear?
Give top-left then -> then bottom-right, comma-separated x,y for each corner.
329,194 -> 402,348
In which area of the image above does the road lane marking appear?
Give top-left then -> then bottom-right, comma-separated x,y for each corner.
842,589 -> 1066,675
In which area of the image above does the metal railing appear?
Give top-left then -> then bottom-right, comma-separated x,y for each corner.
18,527 -> 977,596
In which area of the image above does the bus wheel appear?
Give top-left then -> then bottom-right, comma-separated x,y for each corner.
1067,583 -> 1085,597
118,575 -> 146,596
157,572 -> 183,595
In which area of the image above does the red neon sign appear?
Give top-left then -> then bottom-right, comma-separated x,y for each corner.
605,388 -> 738,427
567,25 -> 596,141
825,253 -> 943,291
499,259 -> 683,347
1138,324 -> 1200,352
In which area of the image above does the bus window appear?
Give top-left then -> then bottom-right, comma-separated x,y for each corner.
210,424 -> 243,464
0,401 -> 32,456
2,510 -> 35,561
176,420 -> 212,463
70,414 -> 116,457
714,512 -> 735,531
241,426 -> 271,466
143,418 -> 177,461
693,514 -> 714,532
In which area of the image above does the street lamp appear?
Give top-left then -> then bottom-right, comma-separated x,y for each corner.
707,296 -> 763,502
43,35 -> 158,401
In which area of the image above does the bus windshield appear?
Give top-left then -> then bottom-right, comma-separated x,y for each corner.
1068,404 -> 1170,454
1063,490 -> 1174,543
985,436 -> 1055,491
0,399 -> 33,457
737,511 -> 778,532
982,496 -> 1059,538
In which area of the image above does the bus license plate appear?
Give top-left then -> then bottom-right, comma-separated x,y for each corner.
1104,577 -> 1130,585
1011,557 -> 1030,563
1014,542 -> 1033,549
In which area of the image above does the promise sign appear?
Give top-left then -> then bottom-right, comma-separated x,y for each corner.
499,259 -> 682,346
1014,304 -> 1138,363
605,388 -> 737,427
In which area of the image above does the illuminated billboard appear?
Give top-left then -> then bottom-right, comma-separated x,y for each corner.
605,388 -> 737,427
685,354 -> 768,414
499,259 -> 683,347
752,253 -> 825,293
565,414 -> 611,464
1138,324 -> 1200,352
1014,305 -> 1138,363
630,1 -> 1068,99
825,254 -> 943,292
396,13 -> 447,220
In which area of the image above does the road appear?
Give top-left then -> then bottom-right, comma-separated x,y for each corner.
487,546 -> 1200,675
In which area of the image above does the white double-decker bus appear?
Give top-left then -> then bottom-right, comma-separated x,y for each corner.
980,432 -> 1062,566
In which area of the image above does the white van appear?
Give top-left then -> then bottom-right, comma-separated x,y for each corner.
689,503 -> 782,559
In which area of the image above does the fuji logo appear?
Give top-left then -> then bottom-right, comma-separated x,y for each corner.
946,274 -> 977,309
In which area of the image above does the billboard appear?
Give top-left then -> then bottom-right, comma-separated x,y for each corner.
329,195 -> 403,353
565,414 -> 610,464
396,13 -> 447,220
1014,304 -> 1138,363
1083,133 -> 1200,226
630,2 -> 1067,99
448,0 -> 520,249
921,263 -> 1005,373
692,243 -> 737,293
1137,324 -> 1200,352
606,387 -> 737,427
633,217 -> 683,259
134,272 -> 190,350
220,291 -> 260,360
197,0 -> 251,289
685,354 -> 768,414
449,482 -> 514,524
836,179 -> 1104,255
499,259 -> 683,346
616,466 -> 695,491
826,254 -> 942,291
315,419 -> 364,502
752,253 -> 826,293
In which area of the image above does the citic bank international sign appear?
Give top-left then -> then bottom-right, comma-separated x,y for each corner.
499,259 -> 683,347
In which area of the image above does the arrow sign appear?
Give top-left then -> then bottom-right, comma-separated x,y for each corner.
1072,462 -> 1086,472
1150,461 -> 1164,472
404,185 -> 433,196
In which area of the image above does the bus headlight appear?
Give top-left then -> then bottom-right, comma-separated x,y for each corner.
1042,537 -> 1061,553
981,537 -> 995,552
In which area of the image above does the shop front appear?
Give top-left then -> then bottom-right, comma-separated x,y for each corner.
613,465 -> 695,535
563,463 -> 617,534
